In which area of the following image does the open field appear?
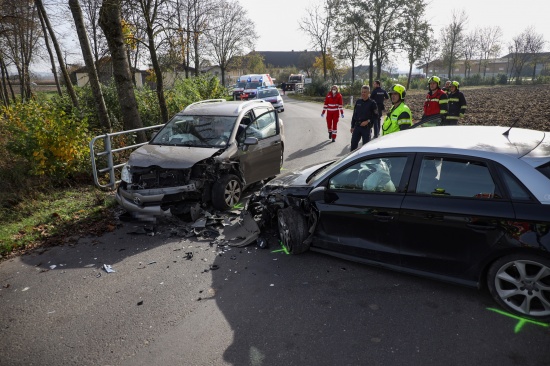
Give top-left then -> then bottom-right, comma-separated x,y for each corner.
404,84 -> 550,130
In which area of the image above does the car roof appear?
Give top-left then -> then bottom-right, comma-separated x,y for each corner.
179,100 -> 272,116
361,126 -> 548,162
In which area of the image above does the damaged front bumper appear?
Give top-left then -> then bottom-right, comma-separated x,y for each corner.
116,183 -> 197,215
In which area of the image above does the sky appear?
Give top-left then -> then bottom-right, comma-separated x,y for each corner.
237,0 -> 550,72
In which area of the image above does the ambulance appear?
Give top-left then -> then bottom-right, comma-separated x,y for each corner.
237,74 -> 275,100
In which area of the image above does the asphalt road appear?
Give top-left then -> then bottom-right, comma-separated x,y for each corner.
1,96 -> 549,366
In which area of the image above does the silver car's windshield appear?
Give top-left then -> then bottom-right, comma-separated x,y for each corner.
151,114 -> 237,148
258,89 -> 279,98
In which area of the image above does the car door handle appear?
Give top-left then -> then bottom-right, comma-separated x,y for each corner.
424,214 -> 444,221
466,223 -> 497,230
373,213 -> 394,221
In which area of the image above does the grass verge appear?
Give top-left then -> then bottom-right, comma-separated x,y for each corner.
0,185 -> 117,259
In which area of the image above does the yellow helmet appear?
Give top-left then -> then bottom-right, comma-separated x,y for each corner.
451,81 -> 460,88
428,76 -> 441,87
388,84 -> 406,99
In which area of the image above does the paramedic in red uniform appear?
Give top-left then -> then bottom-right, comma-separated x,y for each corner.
321,85 -> 344,142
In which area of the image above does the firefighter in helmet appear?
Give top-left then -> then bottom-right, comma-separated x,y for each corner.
446,81 -> 467,125
382,84 -> 412,136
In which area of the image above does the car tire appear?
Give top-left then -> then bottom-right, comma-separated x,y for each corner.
277,207 -> 309,254
211,174 -> 242,211
487,253 -> 550,321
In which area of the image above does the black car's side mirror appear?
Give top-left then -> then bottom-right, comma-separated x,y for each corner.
308,186 -> 327,202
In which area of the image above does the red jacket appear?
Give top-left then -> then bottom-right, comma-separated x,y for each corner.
423,88 -> 448,117
323,92 -> 343,114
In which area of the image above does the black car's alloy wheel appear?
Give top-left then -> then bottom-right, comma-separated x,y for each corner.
277,207 -> 309,254
487,253 -> 550,321
212,174 -> 242,210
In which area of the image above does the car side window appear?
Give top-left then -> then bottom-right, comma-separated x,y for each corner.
499,167 -> 532,201
417,157 -> 498,198
247,108 -> 277,139
329,157 -> 407,193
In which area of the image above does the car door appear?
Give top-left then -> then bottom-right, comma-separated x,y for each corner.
312,154 -> 414,265
399,154 -> 515,281
238,106 -> 282,184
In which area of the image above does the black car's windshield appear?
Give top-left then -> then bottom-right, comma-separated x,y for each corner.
307,155 -> 348,184
151,114 -> 237,148
258,89 -> 279,98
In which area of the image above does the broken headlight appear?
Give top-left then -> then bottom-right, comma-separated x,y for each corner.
121,163 -> 132,183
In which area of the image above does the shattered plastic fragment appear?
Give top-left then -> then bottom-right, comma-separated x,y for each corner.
49,265 -> 57,270
103,264 -> 116,273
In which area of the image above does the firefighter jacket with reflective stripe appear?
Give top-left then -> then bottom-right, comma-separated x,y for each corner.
323,92 -> 344,113
447,90 -> 467,120
351,98 -> 378,128
423,88 -> 448,117
382,101 -> 412,135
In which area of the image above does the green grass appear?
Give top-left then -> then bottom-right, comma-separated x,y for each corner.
0,185 -> 117,257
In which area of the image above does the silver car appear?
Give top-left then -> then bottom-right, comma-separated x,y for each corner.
116,99 -> 285,215
254,87 -> 284,112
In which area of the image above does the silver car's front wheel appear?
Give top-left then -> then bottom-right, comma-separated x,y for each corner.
487,254 -> 550,321
212,174 -> 242,211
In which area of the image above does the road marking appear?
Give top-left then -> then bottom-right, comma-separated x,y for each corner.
487,307 -> 549,333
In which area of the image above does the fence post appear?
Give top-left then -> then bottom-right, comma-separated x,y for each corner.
104,134 -> 116,189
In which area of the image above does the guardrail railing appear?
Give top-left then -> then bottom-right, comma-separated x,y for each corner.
89,124 -> 164,189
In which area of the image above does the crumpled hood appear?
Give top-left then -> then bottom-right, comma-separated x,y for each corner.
128,144 -> 220,169
266,161 -> 330,188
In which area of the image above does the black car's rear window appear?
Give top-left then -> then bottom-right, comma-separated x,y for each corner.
536,161 -> 550,180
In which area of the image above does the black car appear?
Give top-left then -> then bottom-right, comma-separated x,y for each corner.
248,125 -> 550,321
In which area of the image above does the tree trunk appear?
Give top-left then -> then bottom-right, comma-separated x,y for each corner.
69,0 -> 111,132
35,0 -> 79,109
145,25 -> 169,123
99,0 -> 146,142
37,6 -> 62,96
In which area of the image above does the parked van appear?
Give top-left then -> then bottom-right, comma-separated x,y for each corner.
237,74 -> 275,100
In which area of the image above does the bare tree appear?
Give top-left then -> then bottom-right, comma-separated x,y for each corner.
524,27 -> 546,80
441,9 -> 468,79
0,0 -> 41,101
79,0 -> 108,64
300,0 -> 338,81
417,38 -> 439,77
35,0 -> 79,108
128,0 -> 171,123
462,29 -> 479,79
99,0 -> 145,141
204,0 -> 256,86
507,27 -> 545,83
478,26 -> 502,78
69,0 -> 111,131
343,0 -> 404,86
401,0 -> 430,89
333,22 -> 363,83
36,5 -> 61,96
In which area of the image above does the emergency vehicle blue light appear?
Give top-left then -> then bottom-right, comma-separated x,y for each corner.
259,77 -> 263,83
247,77 -> 251,82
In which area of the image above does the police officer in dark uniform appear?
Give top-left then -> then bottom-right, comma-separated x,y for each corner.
350,85 -> 379,151
370,80 -> 389,138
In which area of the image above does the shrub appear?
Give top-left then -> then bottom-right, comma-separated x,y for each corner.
1,100 -> 91,180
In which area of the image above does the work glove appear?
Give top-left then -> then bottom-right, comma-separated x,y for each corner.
321,113 -> 325,117
341,114 -> 344,118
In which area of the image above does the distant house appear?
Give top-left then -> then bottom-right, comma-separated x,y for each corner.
254,50 -> 321,68
71,57 -> 147,87
223,50 -> 321,85
418,52 -> 550,79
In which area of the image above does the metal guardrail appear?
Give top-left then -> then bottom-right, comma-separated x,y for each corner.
89,124 -> 165,189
